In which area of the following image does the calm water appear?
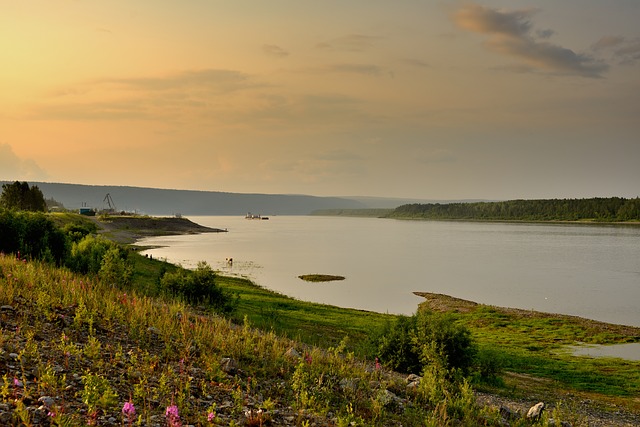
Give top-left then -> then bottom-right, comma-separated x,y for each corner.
138,216 -> 640,327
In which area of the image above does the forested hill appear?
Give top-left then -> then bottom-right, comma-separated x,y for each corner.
388,197 -> 640,222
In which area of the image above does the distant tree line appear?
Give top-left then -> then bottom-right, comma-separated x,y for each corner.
0,181 -> 47,212
388,197 -> 640,222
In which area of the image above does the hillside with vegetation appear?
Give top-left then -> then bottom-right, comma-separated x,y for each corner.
388,198 -> 640,222
1,184 -> 639,425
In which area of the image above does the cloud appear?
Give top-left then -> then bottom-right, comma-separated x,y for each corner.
98,69 -> 255,93
402,59 -> 430,68
0,143 -> 49,181
29,69 -> 263,122
592,36 -> 640,65
316,34 -> 381,52
454,3 -> 609,78
300,63 -> 385,77
591,36 -> 626,51
262,44 -> 290,58
417,148 -> 456,164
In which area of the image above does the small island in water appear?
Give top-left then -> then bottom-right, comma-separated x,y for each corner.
298,274 -> 346,282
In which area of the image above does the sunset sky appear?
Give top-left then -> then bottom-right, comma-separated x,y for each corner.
2,1 -> 639,200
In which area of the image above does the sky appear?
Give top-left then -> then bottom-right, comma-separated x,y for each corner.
1,1 -> 639,200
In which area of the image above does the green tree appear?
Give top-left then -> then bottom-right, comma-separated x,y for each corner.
0,181 -> 47,212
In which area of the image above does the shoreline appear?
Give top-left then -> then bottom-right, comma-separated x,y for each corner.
414,291 -> 640,338
91,214 -> 227,245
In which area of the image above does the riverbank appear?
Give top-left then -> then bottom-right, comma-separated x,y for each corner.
90,214 -> 226,244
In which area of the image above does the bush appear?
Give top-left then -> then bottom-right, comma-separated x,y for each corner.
99,247 -> 133,287
0,209 -> 69,265
473,347 -> 504,385
160,261 -> 236,314
68,235 -> 111,274
67,235 -> 130,280
374,310 -> 476,376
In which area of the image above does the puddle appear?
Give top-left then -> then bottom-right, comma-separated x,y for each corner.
564,343 -> 640,361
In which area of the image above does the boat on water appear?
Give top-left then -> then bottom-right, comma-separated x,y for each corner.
245,212 -> 269,220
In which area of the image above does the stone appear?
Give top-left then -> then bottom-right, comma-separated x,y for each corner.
284,347 -> 301,359
406,374 -> 421,390
221,357 -> 238,374
499,406 -> 519,421
527,402 -> 545,420
147,326 -> 162,335
339,378 -> 360,392
377,389 -> 402,408
38,396 -> 55,407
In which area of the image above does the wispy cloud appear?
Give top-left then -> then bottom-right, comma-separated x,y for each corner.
453,3 -> 608,78
262,44 -> 290,58
300,63 -> 385,77
592,36 -> 640,65
417,148 -> 456,164
402,59 -> 430,68
30,69 -> 262,122
316,34 -> 381,52
96,69 -> 255,93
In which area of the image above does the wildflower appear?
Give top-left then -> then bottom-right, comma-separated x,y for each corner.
304,352 -> 312,364
165,405 -> 181,427
207,411 -> 215,422
47,411 -> 56,418
375,357 -> 381,370
13,377 -> 21,387
122,400 -> 136,422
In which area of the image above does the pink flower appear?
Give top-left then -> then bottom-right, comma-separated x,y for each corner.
165,405 -> 181,427
122,400 -> 136,417
375,357 -> 381,370
207,412 -> 215,422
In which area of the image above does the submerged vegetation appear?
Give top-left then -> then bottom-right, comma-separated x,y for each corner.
1,204 -> 639,425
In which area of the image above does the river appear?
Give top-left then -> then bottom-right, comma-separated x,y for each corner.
137,216 -> 640,327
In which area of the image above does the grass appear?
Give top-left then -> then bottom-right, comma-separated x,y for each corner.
0,253 -> 505,426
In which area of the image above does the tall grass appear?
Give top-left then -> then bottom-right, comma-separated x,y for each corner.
1,253 -> 521,426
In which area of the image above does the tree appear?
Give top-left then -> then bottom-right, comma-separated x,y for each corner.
0,181 -> 47,212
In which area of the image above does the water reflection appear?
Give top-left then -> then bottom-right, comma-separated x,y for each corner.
565,343 -> 640,361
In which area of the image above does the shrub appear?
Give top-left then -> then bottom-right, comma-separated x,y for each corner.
160,261 -> 236,314
374,310 -> 476,376
99,247 -> 133,287
0,209 -> 69,265
68,235 -> 119,275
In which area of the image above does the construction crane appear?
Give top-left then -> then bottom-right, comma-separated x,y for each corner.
103,193 -> 117,213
